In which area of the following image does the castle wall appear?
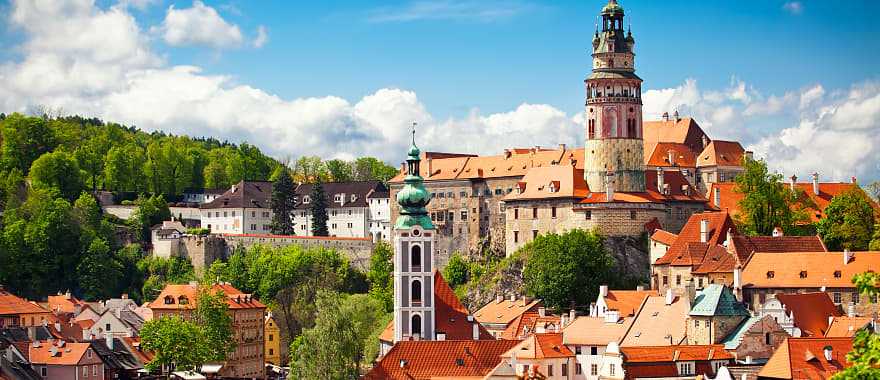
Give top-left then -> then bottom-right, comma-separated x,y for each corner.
584,139 -> 645,193
221,234 -> 374,270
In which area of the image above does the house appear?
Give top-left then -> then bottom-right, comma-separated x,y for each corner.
592,286 -> 652,318
757,293 -> 842,338
824,316 -> 874,338
46,292 -> 88,315
291,181 -> 389,238
151,220 -> 188,257
686,284 -> 750,345
474,296 -> 543,338
497,333 -> 576,379
500,309 -> 565,340
367,188 -> 391,242
720,315 -> 790,361
695,140 -> 747,195
363,340 -> 520,380
87,309 -> 143,339
200,180 -> 274,234
101,296 -> 138,315
148,282 -> 266,379
264,313 -> 281,366
0,288 -> 51,328
0,343 -> 42,380
649,230 -> 677,271
562,315 -> 633,380
620,290 -> 690,347
619,345 -> 734,380
182,188 -> 226,204
757,337 -> 852,379
28,340 -> 106,380
738,251 -> 880,316
88,337 -> 144,380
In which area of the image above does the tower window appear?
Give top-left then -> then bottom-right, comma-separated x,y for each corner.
411,314 -> 422,336
411,245 -> 422,270
411,280 -> 422,304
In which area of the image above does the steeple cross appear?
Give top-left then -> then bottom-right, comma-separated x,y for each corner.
411,122 -> 417,144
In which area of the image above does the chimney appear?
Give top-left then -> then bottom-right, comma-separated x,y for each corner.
559,143 -> 567,151
472,322 -> 480,340
700,219 -> 709,243
657,167 -> 664,193
665,289 -> 674,305
744,151 -> 754,161
823,346 -> 833,362
662,112 -> 669,122
667,150 -> 675,166
847,303 -> 856,318
636,285 -> 645,291
686,281 -> 696,305
590,302 -> 598,318
605,171 -> 615,202
426,157 -> 433,178
713,187 -> 720,208
725,229 -> 734,252
106,333 -> 113,350
504,149 -> 512,159
538,307 -> 546,318
509,294 -> 516,302
561,314 -> 567,327
569,309 -> 576,323
701,135 -> 708,149
772,227 -> 783,237
437,332 -> 446,341
844,249 -> 853,265
27,326 -> 35,341
733,267 -> 743,301
851,176 -> 858,184
789,175 -> 798,192
54,322 -> 61,332
812,172 -> 820,195
600,285 -> 609,297
496,294 -> 504,304
674,110 -> 680,121
121,293 -> 128,300
604,309 -> 620,324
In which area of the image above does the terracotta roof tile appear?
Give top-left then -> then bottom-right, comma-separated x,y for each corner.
46,294 -> 86,314
651,229 -> 678,246
774,293 -> 842,337
708,181 -> 875,222
643,117 -> 709,154
363,340 -> 519,380
28,341 -> 94,365
501,333 -> 573,359
0,291 -> 50,317
692,245 -> 738,274
500,312 -> 562,340
620,344 -> 733,363
742,251 -> 880,289
758,337 -> 852,379
697,140 -> 745,168
562,316 -> 631,345
502,166 -> 588,201
645,143 -> 697,168
729,235 -> 827,265
654,212 -> 735,266
604,290 -> 652,317
825,317 -> 873,338
147,283 -> 265,311
621,295 -> 689,346
474,298 -> 542,327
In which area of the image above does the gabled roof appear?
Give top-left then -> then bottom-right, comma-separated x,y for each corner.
645,142 -> 697,168
200,180 -> 272,210
721,316 -> 766,350
293,181 -> 387,209
729,235 -> 827,265
501,165 -> 588,201
651,229 -> 677,246
697,140 -> 745,168
775,293 -> 842,337
501,333 -> 573,359
0,291 -> 50,316
742,251 -> 880,289
825,317 -> 873,337
562,316 -> 631,346
688,284 -> 749,317
0,345 -> 41,380
88,339 -> 143,371
692,244 -> 737,274
708,181 -> 872,222
0,327 -> 56,343
389,147 -> 585,183
620,344 -> 733,363
28,341 -> 94,365
500,312 -> 562,340
758,337 -> 852,379
363,340 -> 520,380
604,290 -> 652,317
643,117 -> 709,154
147,283 -> 265,311
620,295 -> 689,347
654,212 -> 736,267
578,170 -> 707,206
473,298 -> 542,327
46,294 -> 86,314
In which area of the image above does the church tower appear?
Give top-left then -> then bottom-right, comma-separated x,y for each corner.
584,0 -> 646,193
393,128 -> 436,342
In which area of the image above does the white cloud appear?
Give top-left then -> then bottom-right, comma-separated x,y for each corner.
157,1 -> 243,48
253,25 -> 268,48
367,0 -> 538,23
783,1 -> 803,15
116,0 -> 161,11
799,84 -> 825,110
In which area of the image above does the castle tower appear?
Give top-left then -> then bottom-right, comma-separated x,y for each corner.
393,127 -> 436,342
584,0 -> 646,193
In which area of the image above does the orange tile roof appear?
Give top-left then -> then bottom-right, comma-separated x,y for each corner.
0,290 -> 50,316
697,140 -> 745,168
363,340 -> 520,380
758,337 -> 852,379
122,337 -> 153,364
645,143 -> 697,168
580,170 -> 706,206
692,244 -> 738,274
729,235 -> 827,265
604,290 -> 652,317
390,147 -> 584,183
28,341 -> 93,365
708,181 -> 872,222
825,317 -> 873,338
502,165 -> 588,201
654,212 -> 736,266
562,316 -> 631,346
620,344 -> 733,363
643,117 -> 708,154
501,333 -> 573,359
774,293 -> 842,337
46,294 -> 86,314
147,283 -> 265,310
621,295 -> 690,347
473,298 -> 542,327
741,251 -> 880,289
651,229 -> 678,246
500,312 -> 562,340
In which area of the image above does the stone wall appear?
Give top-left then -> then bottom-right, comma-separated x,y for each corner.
221,234 -> 374,270
584,138 -> 646,193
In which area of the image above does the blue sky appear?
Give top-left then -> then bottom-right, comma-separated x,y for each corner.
1,0 -> 879,181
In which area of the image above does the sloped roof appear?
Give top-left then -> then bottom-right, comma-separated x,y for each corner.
620,344 -> 733,363
500,333 -> 573,359
89,339 -> 143,371
742,251 -> 880,289
621,295 -> 690,347
0,326 -> 55,342
654,212 -> 736,266
604,290 -> 652,317
0,291 -> 50,316
721,316 -> 766,350
578,170 -> 706,206
293,181 -> 387,209
46,294 -> 87,314
775,293 -> 842,337
0,345 -> 41,380
697,140 -> 745,168
28,341 -> 93,365
501,165 -> 588,201
825,317 -> 873,337
390,148 -> 584,183
729,235 -> 827,265
692,244 -> 738,274
473,298 -> 542,327
200,180 -> 272,210
643,117 -> 708,154
689,284 -> 749,317
363,340 -> 519,380
708,181 -> 873,222
758,337 -> 852,379
562,316 -> 632,345
645,142 -> 697,168
148,283 -> 265,311
500,312 -> 562,340
651,229 -> 678,246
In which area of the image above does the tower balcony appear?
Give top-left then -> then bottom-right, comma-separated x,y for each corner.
586,96 -> 642,105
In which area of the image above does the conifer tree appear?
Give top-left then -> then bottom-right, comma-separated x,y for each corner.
310,182 -> 329,236
270,169 -> 296,235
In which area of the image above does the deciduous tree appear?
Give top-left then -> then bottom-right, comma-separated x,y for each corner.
367,241 -> 394,312
817,187 -> 877,251
29,151 -> 84,201
734,157 -> 811,235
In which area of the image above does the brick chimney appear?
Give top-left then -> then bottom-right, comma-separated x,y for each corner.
667,150 -> 675,166
700,219 -> 709,243
812,172 -> 820,195
426,157 -> 433,178
657,167 -> 664,193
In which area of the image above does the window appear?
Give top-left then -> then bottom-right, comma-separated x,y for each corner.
833,292 -> 842,304
609,363 -> 615,376
532,230 -> 538,239
547,364 -> 554,376
411,280 -> 422,303
532,208 -> 538,218
461,210 -> 468,220
551,207 -> 557,218
705,320 -> 710,328
575,363 -> 582,375
232,211 -> 236,217
591,346 -> 598,355
223,211 -> 228,217
585,210 -> 592,220
767,271 -> 775,279
269,334 -> 273,341
676,275 -> 682,286
494,188 -> 503,195
591,364 -> 598,376
105,323 -> 111,331
765,332 -> 771,345
303,196 -> 310,203
834,270 -> 842,278
561,363 -> 568,376
269,348 -> 274,355
630,210 -> 637,220
41,367 -> 47,377
411,314 -> 422,336
663,276 -> 668,286
513,231 -> 519,243
92,365 -> 97,376
678,362 -> 694,375
83,366 -> 88,377
250,224 -> 257,230
698,278 -> 704,288
575,346 -> 581,354
411,245 -> 422,269
799,271 -> 808,278
514,209 -> 519,219
347,223 -> 353,228
852,291 -> 860,303
694,320 -> 699,328
252,211 -> 256,217
460,191 -> 467,198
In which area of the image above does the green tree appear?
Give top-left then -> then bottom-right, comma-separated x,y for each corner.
289,292 -> 385,379
29,151 -> 84,201
75,135 -> 110,192
140,315 -> 207,373
116,244 -> 146,303
833,271 -> 880,379
138,256 -> 196,301
817,188 -> 877,251
353,157 -> 398,182
325,159 -> 353,182
130,195 -> 171,243
0,113 -> 56,174
104,143 -> 146,193
293,156 -> 327,183
270,168 -> 296,235
310,182 -> 329,236
521,229 -> 615,310
77,238 -> 124,300
193,288 -> 235,362
444,253 -> 469,288
367,241 -> 394,312
734,157 -> 810,235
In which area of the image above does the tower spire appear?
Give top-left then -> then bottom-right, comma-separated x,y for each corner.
396,124 -> 433,230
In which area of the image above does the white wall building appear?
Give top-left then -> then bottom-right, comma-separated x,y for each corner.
291,181 -> 389,239
368,189 -> 391,242
200,181 -> 274,235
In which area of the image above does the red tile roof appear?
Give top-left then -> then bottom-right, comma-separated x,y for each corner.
697,140 -> 745,168
0,290 -> 50,316
501,333 -> 573,359
730,235 -> 827,264
363,340 -> 520,380
758,337 -> 852,379
645,143 -> 697,168
46,294 -> 86,314
500,312 -> 562,340
28,341 -> 94,365
824,317 -> 873,338
604,290 -> 652,317
692,244 -> 738,274
651,229 -> 678,246
654,212 -> 736,266
621,344 -> 733,363
643,117 -> 709,155
502,165 -> 588,201
708,181 -> 873,222
774,293 -> 842,337
741,251 -> 880,289
148,283 -> 265,311
474,298 -> 542,327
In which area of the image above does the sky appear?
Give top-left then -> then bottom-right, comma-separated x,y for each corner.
0,0 -> 879,182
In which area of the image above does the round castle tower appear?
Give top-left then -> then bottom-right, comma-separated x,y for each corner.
584,0 -> 646,193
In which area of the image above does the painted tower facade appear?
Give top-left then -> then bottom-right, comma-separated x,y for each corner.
393,132 -> 436,342
584,0 -> 646,193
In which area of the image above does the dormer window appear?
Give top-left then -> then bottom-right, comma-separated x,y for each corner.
334,194 -> 341,202
834,270 -> 842,278
178,296 -> 189,305
766,271 -> 775,279
799,271 -> 808,279
164,296 -> 174,305
351,194 -> 357,202
548,181 -> 560,193
303,196 -> 310,204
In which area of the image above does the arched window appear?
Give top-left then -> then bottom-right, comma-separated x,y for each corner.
412,314 -> 422,336
411,245 -> 422,270
411,280 -> 422,304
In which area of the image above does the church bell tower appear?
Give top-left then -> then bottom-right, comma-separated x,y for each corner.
584,0 -> 646,193
393,126 -> 436,342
